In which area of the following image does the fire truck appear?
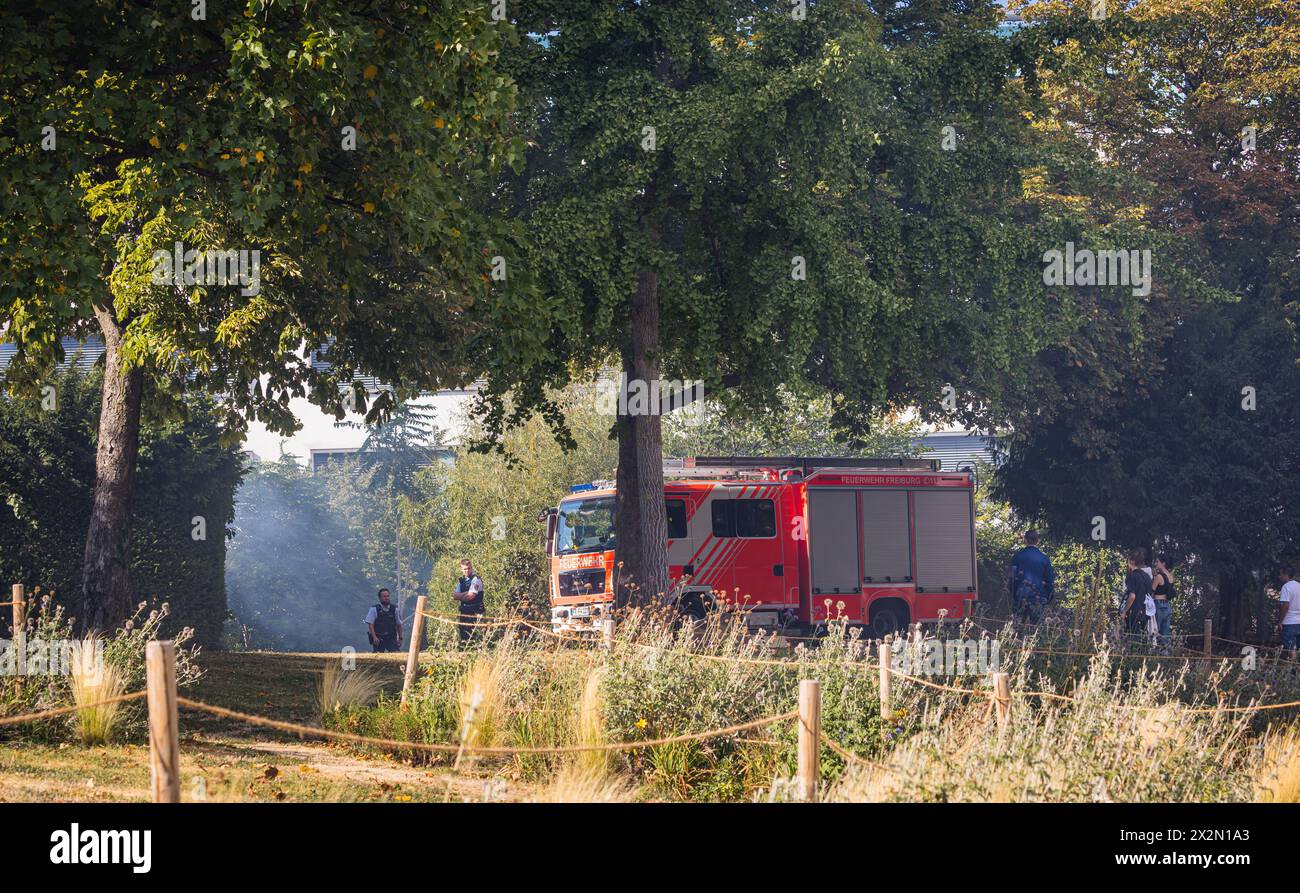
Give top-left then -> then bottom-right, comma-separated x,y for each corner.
538,456 -> 978,637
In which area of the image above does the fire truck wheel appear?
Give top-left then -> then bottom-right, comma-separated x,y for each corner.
869,602 -> 908,638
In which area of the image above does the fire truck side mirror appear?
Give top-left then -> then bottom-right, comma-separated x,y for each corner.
538,508 -> 558,557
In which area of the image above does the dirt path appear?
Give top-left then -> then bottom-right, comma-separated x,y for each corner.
0,731 -> 529,803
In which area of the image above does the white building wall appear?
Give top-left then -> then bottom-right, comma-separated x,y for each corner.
242,391 -> 476,465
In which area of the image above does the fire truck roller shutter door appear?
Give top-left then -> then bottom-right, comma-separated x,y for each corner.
860,490 -> 912,583
807,489 -> 860,597
912,489 -> 976,593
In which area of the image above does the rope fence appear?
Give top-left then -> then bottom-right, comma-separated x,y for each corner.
0,690 -> 147,727
5,636 -> 1300,804
175,696 -> 797,756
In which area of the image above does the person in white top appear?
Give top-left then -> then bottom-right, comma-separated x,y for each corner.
1278,565 -> 1300,652
1140,560 -> 1157,639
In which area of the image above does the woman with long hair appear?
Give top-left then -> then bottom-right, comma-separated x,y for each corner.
1151,554 -> 1175,652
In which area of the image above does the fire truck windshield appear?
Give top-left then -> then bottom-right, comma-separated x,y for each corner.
556,497 -> 616,555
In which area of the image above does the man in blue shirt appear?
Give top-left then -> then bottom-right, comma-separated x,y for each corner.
1008,530 -> 1055,621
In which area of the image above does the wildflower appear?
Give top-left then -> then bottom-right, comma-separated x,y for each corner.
635,717 -> 648,730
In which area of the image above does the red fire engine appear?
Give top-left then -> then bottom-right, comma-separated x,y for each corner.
539,456 -> 979,637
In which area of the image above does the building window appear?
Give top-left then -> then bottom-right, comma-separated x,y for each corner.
310,448 -> 360,471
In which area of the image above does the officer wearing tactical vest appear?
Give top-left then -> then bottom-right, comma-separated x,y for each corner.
452,559 -> 486,645
365,588 -> 402,653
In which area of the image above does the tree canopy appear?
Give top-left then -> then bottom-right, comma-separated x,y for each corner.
994,0 -> 1300,634
480,0 -> 1178,602
0,1 -> 530,629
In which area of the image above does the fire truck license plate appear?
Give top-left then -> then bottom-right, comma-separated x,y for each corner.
573,605 -> 591,618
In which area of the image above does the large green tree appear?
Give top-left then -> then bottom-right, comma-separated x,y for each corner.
0,1 -> 529,630
995,0 -> 1300,635
487,0 -> 1149,605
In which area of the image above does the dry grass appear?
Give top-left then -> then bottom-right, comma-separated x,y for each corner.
575,666 -> 610,777
69,638 -> 125,745
1255,725 -> 1300,802
316,662 -> 386,721
827,659 -> 1260,803
457,649 -> 511,749
529,763 -> 635,803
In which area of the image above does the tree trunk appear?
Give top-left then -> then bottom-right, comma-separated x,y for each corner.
614,261 -> 670,608
614,389 -> 641,608
80,305 -> 144,633
1217,569 -> 1247,639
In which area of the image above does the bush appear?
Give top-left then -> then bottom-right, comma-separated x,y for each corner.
829,654 -> 1263,803
0,595 -> 201,742
316,612 -> 1300,802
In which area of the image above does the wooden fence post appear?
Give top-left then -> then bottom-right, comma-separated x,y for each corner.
401,596 -> 428,709
878,640 -> 892,723
797,678 -> 820,803
1203,618 -> 1213,658
992,671 -> 1011,731
11,584 -> 25,693
601,616 -> 615,651
145,641 -> 180,803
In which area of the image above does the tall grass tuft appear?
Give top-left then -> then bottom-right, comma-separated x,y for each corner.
1255,725 -> 1300,802
531,763 -> 635,803
827,654 -> 1260,803
316,662 -> 385,721
68,638 -> 124,745
575,666 -> 610,777
457,650 -> 510,749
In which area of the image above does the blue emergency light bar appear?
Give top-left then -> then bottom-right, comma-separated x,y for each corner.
569,483 -> 595,493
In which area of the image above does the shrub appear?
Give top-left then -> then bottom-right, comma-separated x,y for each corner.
68,637 -> 125,745
0,596 -> 201,742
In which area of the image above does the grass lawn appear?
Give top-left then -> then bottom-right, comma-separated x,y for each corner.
0,650 -> 530,803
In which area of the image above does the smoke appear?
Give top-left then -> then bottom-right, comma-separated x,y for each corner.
225,458 -> 414,652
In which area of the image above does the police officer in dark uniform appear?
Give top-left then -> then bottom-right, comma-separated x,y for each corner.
452,559 -> 485,645
366,588 -> 402,652
1008,530 -> 1055,622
